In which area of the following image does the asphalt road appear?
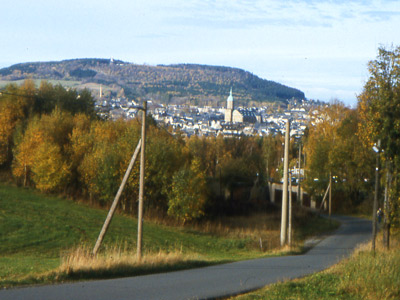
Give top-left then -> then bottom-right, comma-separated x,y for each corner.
1,215 -> 371,300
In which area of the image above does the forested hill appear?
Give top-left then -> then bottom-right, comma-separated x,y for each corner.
0,58 -> 305,104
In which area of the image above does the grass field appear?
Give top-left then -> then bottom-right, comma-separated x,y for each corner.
229,233 -> 400,300
0,183 -> 338,288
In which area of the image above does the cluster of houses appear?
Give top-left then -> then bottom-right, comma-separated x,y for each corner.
95,89 -> 324,138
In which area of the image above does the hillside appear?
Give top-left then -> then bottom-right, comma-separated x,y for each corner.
0,183 -> 337,287
0,183 -> 255,287
0,58 -> 305,105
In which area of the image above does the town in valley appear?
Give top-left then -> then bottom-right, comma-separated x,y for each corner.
97,87 -> 325,139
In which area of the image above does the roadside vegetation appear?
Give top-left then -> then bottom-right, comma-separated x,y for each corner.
0,183 -> 337,288
229,232 -> 400,300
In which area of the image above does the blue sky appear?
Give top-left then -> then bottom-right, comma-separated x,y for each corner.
1,0 -> 399,106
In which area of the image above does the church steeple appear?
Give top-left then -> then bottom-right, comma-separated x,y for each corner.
225,87 -> 234,123
227,87 -> 233,110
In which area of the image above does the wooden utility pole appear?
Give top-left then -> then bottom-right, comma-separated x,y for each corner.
383,160 -> 391,250
319,181 -> 331,211
93,140 -> 142,256
280,120 -> 290,247
288,172 -> 293,247
137,101 -> 147,260
329,172 -> 332,217
297,144 -> 302,205
372,140 -> 381,252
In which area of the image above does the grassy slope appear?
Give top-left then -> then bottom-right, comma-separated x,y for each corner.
0,184 -> 247,285
0,183 -> 338,287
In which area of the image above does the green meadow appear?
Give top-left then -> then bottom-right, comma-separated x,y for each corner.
0,183 -> 338,288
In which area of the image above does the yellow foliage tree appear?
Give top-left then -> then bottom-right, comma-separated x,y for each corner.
12,116 -> 45,186
0,81 -> 35,166
31,141 -> 71,192
12,109 -> 73,191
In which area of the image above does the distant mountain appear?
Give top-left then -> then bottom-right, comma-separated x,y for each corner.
0,58 -> 305,105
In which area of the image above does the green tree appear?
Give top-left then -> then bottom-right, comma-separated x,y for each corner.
357,45 -> 400,242
145,125 -> 183,212
167,158 -> 207,223
35,82 -> 96,117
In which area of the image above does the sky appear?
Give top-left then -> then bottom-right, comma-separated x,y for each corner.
1,0 -> 399,107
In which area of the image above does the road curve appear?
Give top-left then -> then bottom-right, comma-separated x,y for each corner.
1,215 -> 371,300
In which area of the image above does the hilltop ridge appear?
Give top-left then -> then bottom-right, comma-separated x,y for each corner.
0,58 -> 305,105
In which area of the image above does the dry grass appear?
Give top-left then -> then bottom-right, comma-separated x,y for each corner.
339,232 -> 400,300
192,213 -> 282,251
54,245 -> 207,281
145,209 -> 284,251
5,247 -> 208,287
151,208 -> 332,254
229,231 -> 400,300
54,211 -> 305,282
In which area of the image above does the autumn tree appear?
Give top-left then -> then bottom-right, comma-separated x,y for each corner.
330,109 -> 374,208
0,80 -> 96,173
144,124 -> 183,212
0,81 -> 35,166
12,109 -> 73,191
78,119 -> 129,204
357,45 -> 400,244
304,101 -> 373,210
262,134 -> 284,182
68,113 -> 94,191
12,116 -> 43,186
31,141 -> 71,192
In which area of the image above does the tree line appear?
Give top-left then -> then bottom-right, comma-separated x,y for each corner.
304,45 -> 400,245
0,80 -> 286,222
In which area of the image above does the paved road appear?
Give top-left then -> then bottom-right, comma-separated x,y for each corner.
1,215 -> 371,300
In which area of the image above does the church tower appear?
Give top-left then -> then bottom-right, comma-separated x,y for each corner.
224,88 -> 234,123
